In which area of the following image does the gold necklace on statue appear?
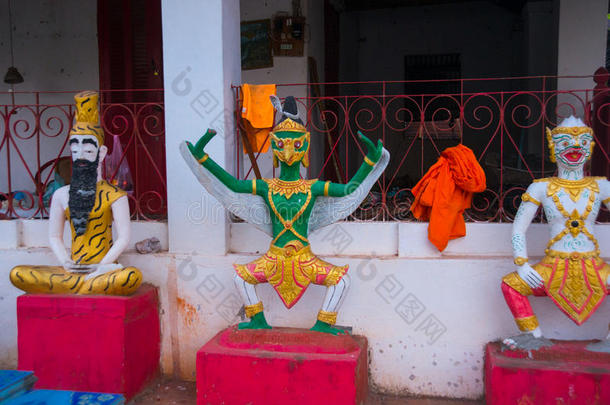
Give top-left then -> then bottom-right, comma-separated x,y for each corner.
545,180 -> 600,255
264,178 -> 316,199
543,177 -> 602,202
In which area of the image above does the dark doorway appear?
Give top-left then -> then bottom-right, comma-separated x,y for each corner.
97,0 -> 166,219
97,0 -> 164,98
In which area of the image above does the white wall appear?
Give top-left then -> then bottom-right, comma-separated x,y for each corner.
0,0 -> 99,97
0,219 -> 168,251
2,221 -> 610,399
0,0 -> 99,203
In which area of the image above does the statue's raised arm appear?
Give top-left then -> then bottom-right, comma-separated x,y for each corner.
311,131 -> 383,198
185,129 -> 255,194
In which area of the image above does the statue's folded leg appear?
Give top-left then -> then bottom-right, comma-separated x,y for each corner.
233,274 -> 260,306
78,266 -> 142,296
319,274 -> 350,320
10,266 -> 85,294
11,265 -> 141,296
234,262 -> 271,329
501,271 -> 552,350
501,276 -> 539,333
307,257 -> 350,335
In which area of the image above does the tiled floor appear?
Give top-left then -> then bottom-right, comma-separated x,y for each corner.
130,378 -> 484,405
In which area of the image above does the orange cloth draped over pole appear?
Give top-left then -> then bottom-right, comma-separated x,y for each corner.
241,84 -> 277,154
410,144 -> 486,251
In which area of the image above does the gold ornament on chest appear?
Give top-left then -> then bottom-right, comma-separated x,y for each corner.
264,178 -> 317,199
263,179 -> 317,245
566,210 -> 585,237
544,178 -> 601,255
543,177 -> 601,202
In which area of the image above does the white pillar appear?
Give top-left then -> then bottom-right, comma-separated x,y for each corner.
162,0 -> 241,254
557,0 -> 607,117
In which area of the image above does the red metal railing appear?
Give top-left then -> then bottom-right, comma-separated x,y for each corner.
234,71 -> 610,222
0,89 -> 166,220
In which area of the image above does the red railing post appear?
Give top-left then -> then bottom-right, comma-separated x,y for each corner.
592,67 -> 610,179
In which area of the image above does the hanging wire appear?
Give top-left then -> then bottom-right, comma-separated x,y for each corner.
7,0 -> 15,66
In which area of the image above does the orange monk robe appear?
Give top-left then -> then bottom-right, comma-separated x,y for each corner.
241,84 -> 277,154
411,144 -> 486,251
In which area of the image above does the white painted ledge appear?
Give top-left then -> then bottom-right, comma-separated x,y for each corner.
231,221 -> 610,258
229,221 -> 399,256
398,223 -> 554,258
3,219 -> 610,259
0,220 -> 169,251
0,221 -> 19,249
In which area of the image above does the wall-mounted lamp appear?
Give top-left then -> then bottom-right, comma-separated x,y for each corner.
4,66 -> 24,84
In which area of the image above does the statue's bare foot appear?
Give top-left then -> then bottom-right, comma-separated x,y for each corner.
502,333 -> 553,351
586,339 -> 610,353
310,320 -> 349,335
238,312 -> 272,330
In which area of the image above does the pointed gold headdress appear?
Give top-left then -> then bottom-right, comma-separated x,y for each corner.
269,95 -> 311,168
272,117 -> 308,134
69,91 -> 104,147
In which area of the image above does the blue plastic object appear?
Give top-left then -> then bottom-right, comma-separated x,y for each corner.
0,370 -> 36,402
3,390 -> 124,405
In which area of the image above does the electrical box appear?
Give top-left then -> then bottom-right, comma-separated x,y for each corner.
272,15 -> 305,57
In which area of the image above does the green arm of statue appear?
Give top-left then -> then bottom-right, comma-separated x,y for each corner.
313,131 -> 383,197
186,129 -> 260,194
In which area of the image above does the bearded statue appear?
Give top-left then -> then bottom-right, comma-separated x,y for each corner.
10,91 -> 142,295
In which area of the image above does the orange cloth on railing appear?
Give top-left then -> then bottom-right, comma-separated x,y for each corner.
410,144 -> 486,252
241,84 -> 277,154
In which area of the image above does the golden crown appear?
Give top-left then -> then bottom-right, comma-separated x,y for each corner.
549,126 -> 593,137
272,118 -> 307,134
74,91 -> 99,123
70,90 -> 104,146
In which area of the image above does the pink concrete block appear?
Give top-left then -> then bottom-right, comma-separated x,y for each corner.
485,341 -> 610,405
17,285 -> 160,400
197,327 -> 368,405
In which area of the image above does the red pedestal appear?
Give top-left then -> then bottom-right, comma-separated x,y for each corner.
485,341 -> 610,405
197,327 -> 368,405
17,284 -> 160,400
